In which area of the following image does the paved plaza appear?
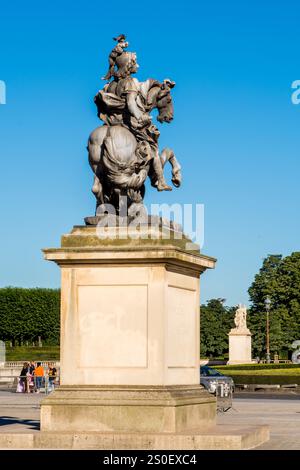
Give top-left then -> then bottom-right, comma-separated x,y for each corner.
218,396 -> 300,450
0,390 -> 299,449
0,390 -> 41,433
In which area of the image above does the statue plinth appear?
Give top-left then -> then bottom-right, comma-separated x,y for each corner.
40,225 -> 217,433
228,305 -> 253,365
228,327 -> 253,365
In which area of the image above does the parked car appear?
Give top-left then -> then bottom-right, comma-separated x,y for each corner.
200,365 -> 235,397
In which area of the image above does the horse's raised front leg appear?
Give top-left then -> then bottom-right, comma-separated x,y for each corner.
160,148 -> 182,188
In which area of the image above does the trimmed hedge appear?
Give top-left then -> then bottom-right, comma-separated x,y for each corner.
215,363 -> 299,371
6,346 -> 60,361
230,375 -> 300,385
215,365 -> 300,385
0,287 -> 60,345
223,368 -> 300,376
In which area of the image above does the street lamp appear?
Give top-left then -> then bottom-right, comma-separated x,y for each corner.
264,296 -> 271,363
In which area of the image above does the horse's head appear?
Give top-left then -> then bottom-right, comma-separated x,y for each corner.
156,79 -> 175,124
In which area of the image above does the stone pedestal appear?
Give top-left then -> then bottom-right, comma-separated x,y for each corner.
228,332 -> 252,365
41,225 -> 217,433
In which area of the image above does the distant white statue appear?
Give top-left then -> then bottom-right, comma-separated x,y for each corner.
232,304 -> 250,334
228,304 -> 252,364
291,340 -> 300,364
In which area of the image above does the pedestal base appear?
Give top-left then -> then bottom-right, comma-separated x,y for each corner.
41,385 -> 216,433
0,425 -> 269,450
228,333 -> 252,364
42,226 -> 217,437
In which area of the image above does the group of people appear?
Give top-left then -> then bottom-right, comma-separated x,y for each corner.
18,361 -> 57,393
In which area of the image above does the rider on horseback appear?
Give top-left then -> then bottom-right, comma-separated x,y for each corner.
97,48 -> 172,191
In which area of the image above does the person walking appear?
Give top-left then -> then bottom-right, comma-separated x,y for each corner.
47,363 -> 57,392
27,361 -> 36,392
34,362 -> 44,393
29,361 -> 35,374
19,362 -> 29,393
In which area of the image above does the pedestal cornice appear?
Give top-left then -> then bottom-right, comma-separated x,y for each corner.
43,226 -> 216,278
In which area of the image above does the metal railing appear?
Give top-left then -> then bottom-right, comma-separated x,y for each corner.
1,374 -> 60,395
3,361 -> 60,368
19,374 -> 59,394
258,359 -> 292,364
216,382 -> 233,413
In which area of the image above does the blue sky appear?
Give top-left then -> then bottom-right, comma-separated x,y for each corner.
0,0 -> 299,306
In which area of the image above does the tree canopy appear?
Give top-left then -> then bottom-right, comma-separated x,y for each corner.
248,252 -> 300,358
0,287 -> 60,345
200,299 -> 235,358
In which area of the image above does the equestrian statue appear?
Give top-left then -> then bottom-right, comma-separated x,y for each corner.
87,35 -> 181,219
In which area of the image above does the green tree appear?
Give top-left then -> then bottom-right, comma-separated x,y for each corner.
200,299 -> 235,358
0,287 -> 60,345
248,253 -> 300,358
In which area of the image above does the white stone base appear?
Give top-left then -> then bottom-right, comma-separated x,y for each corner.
228,333 -> 252,364
0,425 -> 270,450
42,225 -> 217,433
40,385 -> 216,433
